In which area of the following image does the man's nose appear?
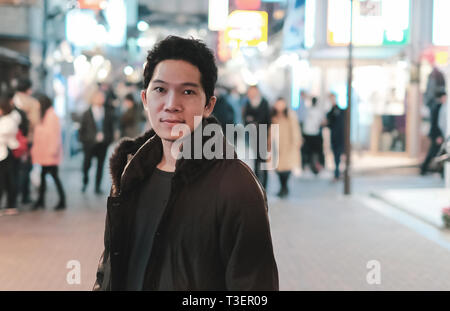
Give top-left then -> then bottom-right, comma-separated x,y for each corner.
164,91 -> 182,111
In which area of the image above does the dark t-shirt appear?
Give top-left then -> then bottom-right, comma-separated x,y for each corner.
126,168 -> 174,290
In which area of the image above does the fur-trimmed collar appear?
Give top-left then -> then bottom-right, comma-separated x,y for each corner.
109,116 -> 235,197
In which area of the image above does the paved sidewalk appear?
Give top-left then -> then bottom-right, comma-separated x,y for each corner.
1,141 -> 450,291
371,188 -> 450,229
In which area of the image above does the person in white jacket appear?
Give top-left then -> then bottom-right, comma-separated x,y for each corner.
302,97 -> 326,174
0,92 -> 20,216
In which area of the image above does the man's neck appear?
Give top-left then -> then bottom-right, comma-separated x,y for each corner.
157,139 -> 179,172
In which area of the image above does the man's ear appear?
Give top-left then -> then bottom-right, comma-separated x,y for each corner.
203,96 -> 217,118
141,90 -> 148,111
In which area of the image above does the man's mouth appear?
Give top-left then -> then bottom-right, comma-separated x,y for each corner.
161,119 -> 185,124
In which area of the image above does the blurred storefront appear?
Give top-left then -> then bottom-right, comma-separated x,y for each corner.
429,0 -> 450,185
306,0 -> 412,156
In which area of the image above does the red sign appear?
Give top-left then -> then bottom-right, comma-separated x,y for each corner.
78,0 -> 103,10
235,0 -> 260,10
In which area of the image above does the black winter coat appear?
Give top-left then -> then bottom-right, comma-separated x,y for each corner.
326,105 -> 346,149
93,117 -> 279,291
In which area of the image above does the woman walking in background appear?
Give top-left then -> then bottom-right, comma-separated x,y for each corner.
271,97 -> 301,198
31,94 -> 66,211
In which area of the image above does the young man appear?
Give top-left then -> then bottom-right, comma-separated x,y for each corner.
93,36 -> 279,291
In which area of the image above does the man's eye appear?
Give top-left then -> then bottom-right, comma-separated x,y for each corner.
184,90 -> 195,95
154,87 -> 164,93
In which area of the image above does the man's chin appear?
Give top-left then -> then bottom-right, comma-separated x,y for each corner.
160,134 -> 187,143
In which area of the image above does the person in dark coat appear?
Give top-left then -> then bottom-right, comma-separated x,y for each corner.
79,89 -> 115,194
420,91 -> 447,175
243,85 -> 271,189
212,88 -> 235,134
119,93 -> 142,139
93,36 -> 278,291
326,93 -> 346,181
424,67 -> 446,112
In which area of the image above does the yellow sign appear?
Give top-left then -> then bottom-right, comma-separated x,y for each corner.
225,10 -> 268,47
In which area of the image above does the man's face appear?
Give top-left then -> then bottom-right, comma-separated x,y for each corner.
247,87 -> 259,101
141,59 -> 216,142
92,91 -> 105,107
329,94 -> 337,106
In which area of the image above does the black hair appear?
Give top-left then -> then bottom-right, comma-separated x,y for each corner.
311,97 -> 318,106
34,93 -> 53,119
16,78 -> 32,93
0,90 -> 14,115
271,97 -> 289,118
436,90 -> 447,98
143,36 -> 218,103
124,93 -> 136,103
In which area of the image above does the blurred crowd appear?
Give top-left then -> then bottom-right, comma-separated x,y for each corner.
212,84 -> 347,198
0,78 -> 147,216
1,71 -> 448,215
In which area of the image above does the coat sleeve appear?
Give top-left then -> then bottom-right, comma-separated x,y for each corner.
93,211 -> 111,291
47,112 -> 62,157
289,111 -> 302,147
78,111 -> 89,145
218,161 -> 279,290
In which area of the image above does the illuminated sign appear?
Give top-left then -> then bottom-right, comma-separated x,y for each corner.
225,10 -> 268,47
327,0 -> 410,46
217,31 -> 232,62
208,0 -> 229,31
78,0 -> 105,10
67,0 -> 126,47
433,0 -> 450,46
235,0 -> 261,10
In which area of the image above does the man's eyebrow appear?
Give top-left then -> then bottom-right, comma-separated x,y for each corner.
150,80 -> 200,88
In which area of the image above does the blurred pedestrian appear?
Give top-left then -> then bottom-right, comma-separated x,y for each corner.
31,94 -> 66,210
421,91 -> 447,175
228,87 -> 243,125
119,93 -> 141,139
11,95 -> 30,205
79,89 -> 115,194
0,91 -> 20,216
243,85 -> 271,189
302,97 -> 325,175
12,78 -> 40,204
424,66 -> 446,113
212,86 -> 235,134
326,93 -> 346,181
297,90 -> 309,169
271,98 -> 301,198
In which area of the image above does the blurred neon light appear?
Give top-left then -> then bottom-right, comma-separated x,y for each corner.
208,0 -> 229,31
304,0 -> 316,48
66,0 -> 126,47
225,10 -> 268,46
433,0 -> 450,46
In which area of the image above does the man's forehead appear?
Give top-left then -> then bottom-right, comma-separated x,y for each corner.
151,59 -> 201,83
